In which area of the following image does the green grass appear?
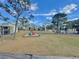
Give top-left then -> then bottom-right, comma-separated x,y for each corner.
0,31 -> 79,57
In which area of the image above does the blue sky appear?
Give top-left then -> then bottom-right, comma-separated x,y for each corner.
0,0 -> 79,25
31,0 -> 79,24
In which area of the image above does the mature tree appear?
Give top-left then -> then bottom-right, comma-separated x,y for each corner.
73,19 -> 79,25
46,24 -> 53,29
52,13 -> 67,33
18,17 -> 29,30
69,19 -> 79,34
68,19 -> 79,29
0,0 -> 31,38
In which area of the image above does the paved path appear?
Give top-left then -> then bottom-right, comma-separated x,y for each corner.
33,55 -> 79,59
0,53 -> 79,59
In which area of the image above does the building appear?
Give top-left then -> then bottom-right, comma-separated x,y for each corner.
0,22 -> 18,35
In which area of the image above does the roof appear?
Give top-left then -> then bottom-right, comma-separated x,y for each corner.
0,20 -> 15,26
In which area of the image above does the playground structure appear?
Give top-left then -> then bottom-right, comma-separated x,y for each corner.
24,28 -> 40,37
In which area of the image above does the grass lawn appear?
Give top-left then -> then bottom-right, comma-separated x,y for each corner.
0,31 -> 79,57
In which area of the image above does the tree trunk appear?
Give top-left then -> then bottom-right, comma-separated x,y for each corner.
14,17 -> 19,39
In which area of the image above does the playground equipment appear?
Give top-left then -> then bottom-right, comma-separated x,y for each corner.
24,29 -> 40,37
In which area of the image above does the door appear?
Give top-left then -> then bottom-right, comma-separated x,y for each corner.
1,26 -> 10,35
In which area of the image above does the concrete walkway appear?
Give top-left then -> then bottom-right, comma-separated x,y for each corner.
0,53 -> 79,59
33,55 -> 79,59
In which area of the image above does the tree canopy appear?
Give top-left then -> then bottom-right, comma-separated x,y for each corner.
0,0 -> 31,37
52,13 -> 67,33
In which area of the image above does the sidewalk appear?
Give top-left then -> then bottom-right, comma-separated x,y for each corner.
0,53 -> 79,59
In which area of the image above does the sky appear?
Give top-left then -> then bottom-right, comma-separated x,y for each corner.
0,0 -> 79,25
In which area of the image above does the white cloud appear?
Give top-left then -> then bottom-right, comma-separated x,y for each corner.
33,3 -> 77,16
60,3 -> 77,14
69,17 -> 79,21
49,10 -> 57,15
46,17 -> 52,20
33,13 -> 51,16
33,9 -> 57,16
30,3 -> 38,11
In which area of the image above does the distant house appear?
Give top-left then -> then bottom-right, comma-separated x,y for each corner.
0,22 -> 18,35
